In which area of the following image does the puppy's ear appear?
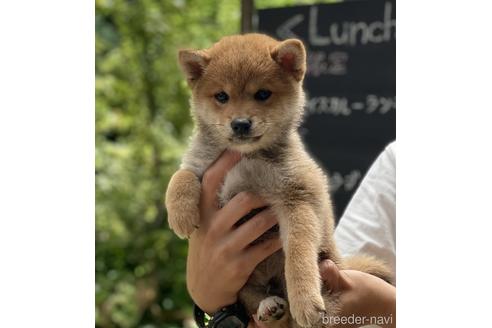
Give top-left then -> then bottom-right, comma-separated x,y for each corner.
270,39 -> 306,82
178,49 -> 210,85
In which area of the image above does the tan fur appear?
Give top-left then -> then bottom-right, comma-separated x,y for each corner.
342,255 -> 394,285
165,34 -> 393,327
165,169 -> 201,238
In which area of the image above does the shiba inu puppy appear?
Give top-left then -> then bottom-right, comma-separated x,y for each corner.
165,34 -> 392,328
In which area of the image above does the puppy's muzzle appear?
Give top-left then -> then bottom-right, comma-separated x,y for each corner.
231,118 -> 252,137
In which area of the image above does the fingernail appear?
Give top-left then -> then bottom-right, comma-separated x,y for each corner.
324,259 -> 336,270
320,259 -> 335,278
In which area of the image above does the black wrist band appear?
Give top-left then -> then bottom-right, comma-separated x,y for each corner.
194,303 -> 208,328
194,302 -> 249,328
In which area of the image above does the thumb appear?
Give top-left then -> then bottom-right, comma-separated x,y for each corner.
200,150 -> 241,214
320,259 -> 343,293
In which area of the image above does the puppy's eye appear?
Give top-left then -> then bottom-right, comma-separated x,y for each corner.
254,89 -> 272,101
214,91 -> 229,104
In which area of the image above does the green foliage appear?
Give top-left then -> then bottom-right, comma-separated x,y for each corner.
255,0 -> 339,9
96,1 -> 340,327
96,0 -> 239,327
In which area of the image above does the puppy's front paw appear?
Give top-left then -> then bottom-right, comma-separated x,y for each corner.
289,293 -> 325,327
165,170 -> 201,238
257,296 -> 288,323
167,207 -> 199,238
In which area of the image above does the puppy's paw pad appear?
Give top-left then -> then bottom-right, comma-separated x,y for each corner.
167,210 -> 199,239
257,296 -> 288,322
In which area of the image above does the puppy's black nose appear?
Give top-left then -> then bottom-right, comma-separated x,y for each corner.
231,118 -> 252,136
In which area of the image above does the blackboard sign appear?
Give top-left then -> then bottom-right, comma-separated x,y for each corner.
257,0 -> 396,221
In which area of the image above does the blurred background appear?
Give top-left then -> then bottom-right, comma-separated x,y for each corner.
95,1 -> 339,327
96,0 -> 394,327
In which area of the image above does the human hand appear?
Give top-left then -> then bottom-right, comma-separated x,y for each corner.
320,260 -> 396,328
249,261 -> 396,328
186,150 -> 282,314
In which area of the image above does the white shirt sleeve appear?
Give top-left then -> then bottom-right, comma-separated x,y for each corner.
334,142 -> 396,275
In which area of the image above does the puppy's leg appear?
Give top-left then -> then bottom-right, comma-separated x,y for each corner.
165,169 -> 201,238
280,204 -> 325,327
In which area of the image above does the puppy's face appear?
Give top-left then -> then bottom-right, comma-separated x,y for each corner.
179,34 -> 307,153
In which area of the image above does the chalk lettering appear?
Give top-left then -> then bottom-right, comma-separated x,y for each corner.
329,170 -> 362,193
307,51 -> 348,77
306,95 -> 396,117
309,2 -> 395,47
276,14 -> 304,39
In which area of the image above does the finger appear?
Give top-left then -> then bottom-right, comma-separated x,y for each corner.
201,150 -> 241,213
320,259 -> 341,293
241,237 -> 282,272
227,209 -> 278,250
252,314 -> 267,328
338,270 -> 354,290
213,192 -> 269,232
